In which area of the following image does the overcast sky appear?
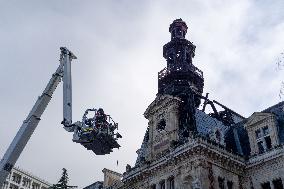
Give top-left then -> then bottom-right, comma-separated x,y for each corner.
0,0 -> 284,188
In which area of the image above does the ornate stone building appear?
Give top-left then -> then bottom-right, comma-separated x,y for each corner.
87,19 -> 284,189
84,169 -> 122,189
120,19 -> 284,189
1,166 -> 51,189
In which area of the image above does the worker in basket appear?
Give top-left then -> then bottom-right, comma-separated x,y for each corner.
95,108 -> 108,131
81,109 -> 95,132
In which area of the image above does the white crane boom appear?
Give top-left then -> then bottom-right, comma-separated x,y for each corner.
0,47 -> 121,188
0,47 -> 76,187
61,47 -> 77,132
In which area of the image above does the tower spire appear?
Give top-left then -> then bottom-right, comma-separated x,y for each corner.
158,19 -> 205,137
158,19 -> 204,107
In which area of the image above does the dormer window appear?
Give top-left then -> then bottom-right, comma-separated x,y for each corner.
245,112 -> 279,156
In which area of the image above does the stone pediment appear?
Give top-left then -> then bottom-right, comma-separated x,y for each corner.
245,112 -> 274,128
144,94 -> 182,119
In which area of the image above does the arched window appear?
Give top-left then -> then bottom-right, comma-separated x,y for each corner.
168,177 -> 175,189
157,119 -> 166,131
160,180 -> 166,189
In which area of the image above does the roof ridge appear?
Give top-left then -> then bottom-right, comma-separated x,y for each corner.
261,101 -> 284,112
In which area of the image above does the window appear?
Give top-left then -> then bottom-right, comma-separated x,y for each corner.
265,136 -> 272,150
157,119 -> 166,131
227,181 -> 233,189
9,184 -> 18,189
22,177 -> 31,187
258,141 -> 265,154
256,129 -> 261,139
11,173 -> 21,184
255,126 -> 273,153
261,182 -> 271,189
273,179 -> 283,189
263,126 -> 269,136
218,177 -> 225,189
160,181 -> 165,189
215,129 -> 222,142
168,177 -> 175,189
32,183 -> 40,189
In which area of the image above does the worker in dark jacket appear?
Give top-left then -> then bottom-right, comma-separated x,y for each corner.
95,108 -> 107,129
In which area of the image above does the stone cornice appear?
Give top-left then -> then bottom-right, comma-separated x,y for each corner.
102,168 -> 123,177
12,166 -> 51,186
247,145 -> 284,168
122,138 -> 246,183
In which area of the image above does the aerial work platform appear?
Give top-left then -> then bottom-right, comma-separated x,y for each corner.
0,47 -> 122,188
79,133 -> 121,155
71,108 -> 122,155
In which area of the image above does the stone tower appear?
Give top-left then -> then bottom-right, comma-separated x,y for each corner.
158,19 -> 204,139
142,19 -> 205,161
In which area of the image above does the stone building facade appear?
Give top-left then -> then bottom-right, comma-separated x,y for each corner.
84,169 -> 122,189
1,166 -> 51,189
92,19 -> 284,189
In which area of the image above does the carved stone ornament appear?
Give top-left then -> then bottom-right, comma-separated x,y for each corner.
192,178 -> 201,189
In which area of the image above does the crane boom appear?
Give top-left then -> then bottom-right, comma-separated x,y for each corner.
61,47 -> 77,132
0,48 -> 75,187
0,47 -> 121,188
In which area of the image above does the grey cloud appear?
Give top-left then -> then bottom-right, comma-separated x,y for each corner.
1,1 -> 284,188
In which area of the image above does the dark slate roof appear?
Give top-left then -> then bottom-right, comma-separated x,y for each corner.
262,101 -> 284,144
135,127 -> 149,167
224,120 -> 251,157
195,109 -> 251,157
195,109 -> 229,137
262,101 -> 284,115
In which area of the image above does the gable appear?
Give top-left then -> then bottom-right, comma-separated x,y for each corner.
245,112 -> 274,128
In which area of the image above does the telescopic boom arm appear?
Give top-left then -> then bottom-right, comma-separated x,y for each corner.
0,47 -> 121,188
61,47 -> 77,132
0,47 -> 76,187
